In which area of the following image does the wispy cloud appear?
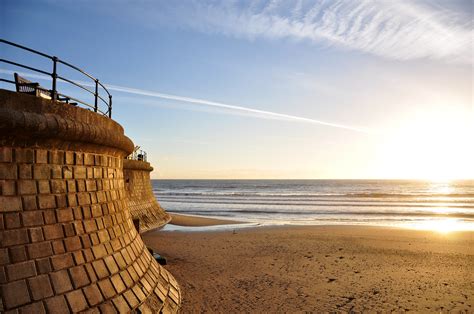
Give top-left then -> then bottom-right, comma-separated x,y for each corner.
153,0 -> 472,64
0,69 -> 371,133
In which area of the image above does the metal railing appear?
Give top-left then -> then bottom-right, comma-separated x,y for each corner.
0,39 -> 112,118
127,146 -> 148,162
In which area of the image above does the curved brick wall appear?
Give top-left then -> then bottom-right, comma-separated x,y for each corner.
123,160 -> 170,233
0,90 -> 180,313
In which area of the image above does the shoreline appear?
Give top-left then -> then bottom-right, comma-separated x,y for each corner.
144,220 -> 474,312
168,213 -> 244,226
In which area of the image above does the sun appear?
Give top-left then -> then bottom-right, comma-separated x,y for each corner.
374,105 -> 474,181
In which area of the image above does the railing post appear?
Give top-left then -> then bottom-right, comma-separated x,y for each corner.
51,56 -> 58,101
109,95 -> 112,118
94,79 -> 99,112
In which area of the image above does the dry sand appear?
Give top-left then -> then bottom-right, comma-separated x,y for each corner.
143,217 -> 474,312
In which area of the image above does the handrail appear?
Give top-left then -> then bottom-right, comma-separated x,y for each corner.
0,39 -> 112,118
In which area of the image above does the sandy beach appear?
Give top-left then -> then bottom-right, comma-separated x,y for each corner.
143,216 -> 474,312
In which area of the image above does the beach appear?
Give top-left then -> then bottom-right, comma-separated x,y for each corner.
143,214 -> 474,312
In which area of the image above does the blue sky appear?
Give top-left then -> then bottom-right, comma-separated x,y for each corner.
1,0 -> 473,179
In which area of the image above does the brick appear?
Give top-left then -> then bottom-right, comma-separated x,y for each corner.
49,151 -> 64,164
51,253 -> 74,271
51,165 -> 62,179
75,152 -> 84,165
19,301 -> 46,314
93,259 -> 110,280
5,213 -> 21,229
84,153 -> 95,166
57,208 -> 74,222
0,267 -> 6,284
99,302 -> 117,314
64,236 -> 82,252
17,180 -> 37,195
50,240 -> 64,255
72,250 -> 85,265
36,257 -> 52,274
84,283 -> 104,306
66,180 -> 76,192
18,164 -> 33,179
2,280 -> 31,309
63,166 -> 73,179
104,256 -> 119,274
66,290 -> 88,312
123,289 -> 139,308
0,248 -> 9,265
50,269 -> 73,294
45,295 -> 69,314
38,180 -> 51,194
98,279 -> 115,299
92,244 -> 107,259
51,180 -> 66,193
56,194 -> 67,208
9,246 -> 27,263
112,295 -> 130,313
15,149 -> 34,163
86,180 -> 97,192
22,195 -> 37,210
22,210 -> 44,227
120,270 -> 134,288
65,152 -> 74,164
0,147 -> 12,163
0,164 -> 17,180
1,180 -> 16,195
74,166 -> 86,179
43,224 -> 64,240
33,164 -> 51,179
84,262 -> 97,282
35,150 -> 48,163
83,219 -> 97,233
28,241 -> 53,259
63,223 -> 75,237
68,265 -> 90,289
29,227 -> 44,243
2,229 -> 29,246
67,194 -> 77,207
77,192 -> 91,205
28,274 -> 54,300
6,260 -> 36,281
0,196 -> 22,212
43,210 -> 56,224
110,273 -> 126,293
38,194 -> 56,209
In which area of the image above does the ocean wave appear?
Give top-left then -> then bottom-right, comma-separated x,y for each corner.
154,191 -> 474,198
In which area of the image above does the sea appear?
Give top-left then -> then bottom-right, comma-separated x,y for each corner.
152,180 -> 474,231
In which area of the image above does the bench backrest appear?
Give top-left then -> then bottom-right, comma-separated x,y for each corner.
14,73 -> 37,93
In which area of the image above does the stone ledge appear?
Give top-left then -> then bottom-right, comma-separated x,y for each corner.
0,89 -> 134,156
123,159 -> 153,172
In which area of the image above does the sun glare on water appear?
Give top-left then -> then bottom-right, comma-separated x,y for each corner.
408,218 -> 473,233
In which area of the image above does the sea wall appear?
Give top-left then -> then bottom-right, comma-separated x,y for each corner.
123,159 -> 170,233
0,89 -> 180,312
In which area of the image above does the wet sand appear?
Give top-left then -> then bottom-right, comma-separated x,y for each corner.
143,218 -> 474,312
169,213 -> 243,226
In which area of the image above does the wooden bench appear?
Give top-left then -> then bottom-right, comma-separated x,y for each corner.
14,73 -> 77,105
14,73 -> 52,99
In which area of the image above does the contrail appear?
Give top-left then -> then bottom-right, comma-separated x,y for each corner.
0,69 -> 371,133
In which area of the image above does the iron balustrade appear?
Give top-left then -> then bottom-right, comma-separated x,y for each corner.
0,39 -> 112,118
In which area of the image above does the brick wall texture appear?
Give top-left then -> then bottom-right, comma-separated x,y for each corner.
0,90 -> 180,313
123,160 -> 170,233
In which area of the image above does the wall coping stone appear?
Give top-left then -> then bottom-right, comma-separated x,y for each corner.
123,159 -> 153,172
0,89 -> 134,156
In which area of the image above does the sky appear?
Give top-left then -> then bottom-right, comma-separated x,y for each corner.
1,0 -> 473,180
